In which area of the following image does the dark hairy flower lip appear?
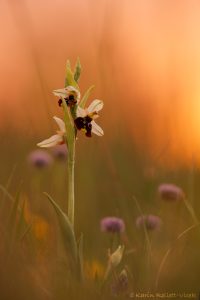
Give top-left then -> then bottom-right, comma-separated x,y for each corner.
58,95 -> 77,107
74,116 -> 93,137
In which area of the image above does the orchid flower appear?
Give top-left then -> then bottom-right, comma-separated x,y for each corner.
37,116 -> 65,148
74,99 -> 104,137
53,85 -> 80,107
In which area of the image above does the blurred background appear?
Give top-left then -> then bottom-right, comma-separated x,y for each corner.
2,0 -> 200,166
1,0 -> 200,299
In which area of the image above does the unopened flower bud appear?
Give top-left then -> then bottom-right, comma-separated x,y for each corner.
109,245 -> 125,268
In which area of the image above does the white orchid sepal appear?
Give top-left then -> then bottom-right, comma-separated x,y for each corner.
77,99 -> 103,117
75,99 -> 104,137
53,86 -> 80,103
37,116 -> 66,148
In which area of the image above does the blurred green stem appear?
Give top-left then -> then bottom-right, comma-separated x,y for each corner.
67,137 -> 75,227
62,97 -> 76,228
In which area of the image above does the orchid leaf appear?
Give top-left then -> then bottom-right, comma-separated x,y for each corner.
44,192 -> 77,263
79,85 -> 95,108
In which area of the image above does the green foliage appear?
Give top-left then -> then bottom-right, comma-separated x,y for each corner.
74,57 -> 82,83
16,199 -> 30,241
79,85 -> 95,108
44,192 -> 78,272
65,60 -> 79,90
8,185 -> 22,233
0,184 -> 33,256
62,95 -> 75,147
183,197 -> 199,225
77,233 -> 84,281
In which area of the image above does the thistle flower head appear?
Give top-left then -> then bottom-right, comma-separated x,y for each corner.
158,183 -> 184,202
53,86 -> 80,107
136,214 -> 162,231
37,116 -> 65,148
75,99 -> 104,137
27,150 -> 53,168
100,217 -> 125,233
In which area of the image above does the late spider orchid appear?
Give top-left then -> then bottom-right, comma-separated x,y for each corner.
74,99 -> 104,137
53,85 -> 80,108
37,116 -> 66,148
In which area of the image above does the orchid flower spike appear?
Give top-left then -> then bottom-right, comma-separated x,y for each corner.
37,116 -> 66,148
53,86 -> 80,108
74,99 -> 104,137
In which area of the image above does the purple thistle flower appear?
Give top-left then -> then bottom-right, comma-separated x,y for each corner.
136,214 -> 162,231
158,183 -> 184,202
100,217 -> 125,233
27,150 -> 53,169
51,144 -> 67,160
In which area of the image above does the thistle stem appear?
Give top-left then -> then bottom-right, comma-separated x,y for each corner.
67,134 -> 75,227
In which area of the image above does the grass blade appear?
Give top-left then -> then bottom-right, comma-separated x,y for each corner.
8,184 -> 22,234
155,223 -> 199,289
0,185 -> 14,203
183,197 -> 199,225
77,233 -> 84,281
1,164 -> 17,208
133,196 -> 152,255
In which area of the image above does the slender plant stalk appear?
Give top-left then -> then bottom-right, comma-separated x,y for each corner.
67,134 -> 76,227
62,95 -> 76,227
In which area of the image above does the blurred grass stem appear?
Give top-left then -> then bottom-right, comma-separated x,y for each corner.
133,196 -> 152,289
155,223 -> 200,289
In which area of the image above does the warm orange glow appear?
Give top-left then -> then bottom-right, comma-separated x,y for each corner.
1,0 -> 200,166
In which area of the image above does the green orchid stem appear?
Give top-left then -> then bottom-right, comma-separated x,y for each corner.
67,137 -> 75,227
62,98 -> 76,228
